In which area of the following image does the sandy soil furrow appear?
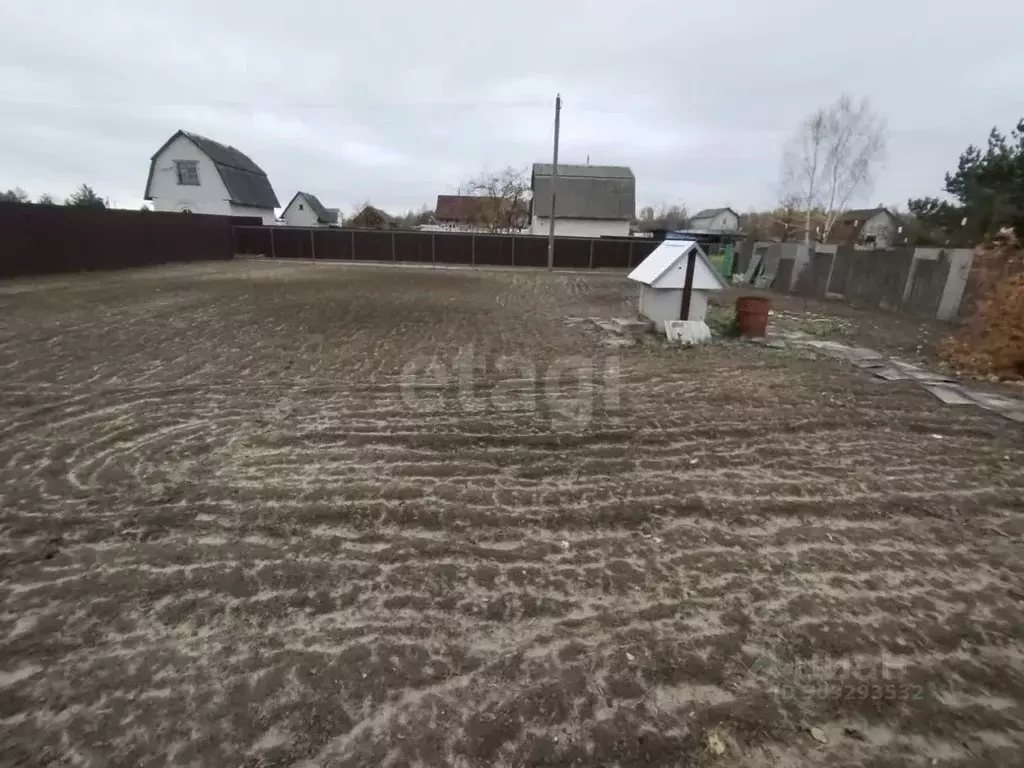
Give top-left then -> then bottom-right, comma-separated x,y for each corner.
2,262 -> 1024,767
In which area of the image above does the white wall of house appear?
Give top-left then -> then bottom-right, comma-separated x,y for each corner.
148,135 -> 231,215
436,222 -> 511,234
530,216 -> 630,238
148,135 -> 277,224
691,211 -> 739,232
229,204 -> 277,225
859,211 -> 897,247
638,286 -> 709,332
281,195 -> 321,227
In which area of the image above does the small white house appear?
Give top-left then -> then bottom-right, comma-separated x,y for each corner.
688,207 -> 740,232
628,240 -> 728,333
280,191 -> 339,227
144,130 -> 280,224
834,207 -> 902,248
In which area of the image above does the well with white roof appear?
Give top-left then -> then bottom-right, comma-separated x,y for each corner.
627,240 -> 728,334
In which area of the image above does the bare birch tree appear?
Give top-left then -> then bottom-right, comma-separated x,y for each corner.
636,203 -> 689,230
463,167 -> 531,232
780,95 -> 887,243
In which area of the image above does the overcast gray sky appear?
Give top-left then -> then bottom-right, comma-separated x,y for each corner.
2,0 -> 1023,215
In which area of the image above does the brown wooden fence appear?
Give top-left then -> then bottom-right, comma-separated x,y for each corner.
0,203 -> 255,279
0,206 -> 660,280
233,226 -> 659,271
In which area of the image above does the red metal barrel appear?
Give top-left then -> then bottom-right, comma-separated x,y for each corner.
735,296 -> 772,337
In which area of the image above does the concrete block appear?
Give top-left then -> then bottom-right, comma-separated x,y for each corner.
937,249 -> 974,320
612,317 -> 650,340
665,320 -> 712,346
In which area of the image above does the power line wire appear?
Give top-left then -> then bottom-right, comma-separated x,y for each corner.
0,93 -> 656,115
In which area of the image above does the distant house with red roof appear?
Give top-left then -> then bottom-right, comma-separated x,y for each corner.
435,194 -> 527,232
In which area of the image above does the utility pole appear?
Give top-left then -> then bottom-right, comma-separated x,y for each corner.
547,94 -> 561,270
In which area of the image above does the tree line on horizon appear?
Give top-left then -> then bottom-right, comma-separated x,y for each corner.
1,184 -> 108,209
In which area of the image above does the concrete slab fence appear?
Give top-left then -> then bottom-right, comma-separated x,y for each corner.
744,241 -> 976,321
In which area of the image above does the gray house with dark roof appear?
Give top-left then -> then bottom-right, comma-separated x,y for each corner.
144,130 -> 280,224
687,207 -> 740,232
280,192 -> 340,227
530,163 -> 635,238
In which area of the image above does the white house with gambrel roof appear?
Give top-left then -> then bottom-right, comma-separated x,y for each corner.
280,191 -> 340,227
144,130 -> 280,224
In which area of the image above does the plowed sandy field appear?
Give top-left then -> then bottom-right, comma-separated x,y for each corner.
2,261 -> 1024,767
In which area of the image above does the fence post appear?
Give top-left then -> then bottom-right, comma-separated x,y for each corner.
900,248 -> 918,305
391,232 -> 396,261
431,233 -> 436,266
350,230 -> 355,260
471,234 -> 476,267
310,229 -> 316,261
589,238 -> 595,269
511,234 -> 516,267
627,240 -> 634,269
270,227 -> 276,259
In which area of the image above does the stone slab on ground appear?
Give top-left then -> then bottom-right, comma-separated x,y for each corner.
611,317 -> 651,340
962,389 -> 1024,412
873,367 -> 913,381
851,357 -> 888,369
602,336 -> 638,348
889,360 -> 958,384
846,346 -> 886,362
923,385 -> 977,405
802,340 -> 856,359
765,330 -> 1024,424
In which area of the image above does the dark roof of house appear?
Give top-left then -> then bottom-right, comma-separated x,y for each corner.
690,207 -> 738,221
435,195 -> 492,222
284,191 -> 338,224
144,130 -> 280,209
348,205 -> 392,228
530,163 -> 635,220
837,207 -> 898,223
828,208 -> 905,245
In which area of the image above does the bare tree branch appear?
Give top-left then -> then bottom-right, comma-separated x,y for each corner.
635,203 -> 688,230
780,95 -> 887,242
462,167 -> 531,232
